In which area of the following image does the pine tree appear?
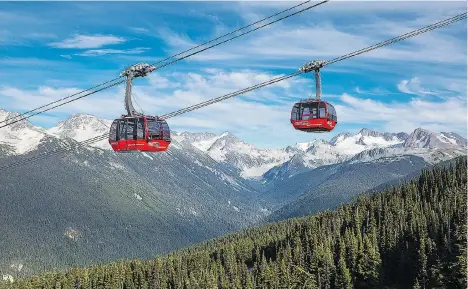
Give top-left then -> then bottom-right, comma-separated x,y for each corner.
335,240 -> 352,289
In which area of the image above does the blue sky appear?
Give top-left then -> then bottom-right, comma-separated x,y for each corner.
0,1 -> 466,148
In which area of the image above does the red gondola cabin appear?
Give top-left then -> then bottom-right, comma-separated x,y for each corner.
109,116 -> 171,152
290,100 -> 337,132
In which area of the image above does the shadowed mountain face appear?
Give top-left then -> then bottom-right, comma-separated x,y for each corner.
263,155 -> 431,222
6,156 -> 467,289
0,109 -> 466,277
0,136 -> 265,276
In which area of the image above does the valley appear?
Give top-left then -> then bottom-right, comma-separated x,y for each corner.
0,108 -> 466,278
4,155 -> 466,288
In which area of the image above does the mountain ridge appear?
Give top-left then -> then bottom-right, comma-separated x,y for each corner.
1,109 -> 465,182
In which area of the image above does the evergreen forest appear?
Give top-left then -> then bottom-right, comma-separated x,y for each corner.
2,156 -> 466,289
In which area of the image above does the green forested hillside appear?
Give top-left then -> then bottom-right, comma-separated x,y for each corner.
3,156 -> 466,289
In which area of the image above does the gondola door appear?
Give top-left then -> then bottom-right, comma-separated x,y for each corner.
118,118 -> 129,151
123,117 -> 146,151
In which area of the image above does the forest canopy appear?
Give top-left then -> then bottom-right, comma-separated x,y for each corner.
2,156 -> 466,289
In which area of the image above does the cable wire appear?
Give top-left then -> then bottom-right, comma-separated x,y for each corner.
0,77 -> 123,126
149,0 -> 317,68
327,12 -> 467,65
0,80 -> 125,130
132,93 -> 145,115
160,12 -> 467,119
161,71 -> 303,119
0,12 -> 465,171
149,0 -> 329,71
0,0 -> 327,128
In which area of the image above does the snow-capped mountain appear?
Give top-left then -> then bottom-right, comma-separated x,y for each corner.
402,128 -> 467,149
262,128 -> 412,182
172,131 -> 221,151
175,131 -> 294,179
347,128 -> 467,165
0,109 -> 466,184
0,109 -> 48,155
47,113 -> 112,150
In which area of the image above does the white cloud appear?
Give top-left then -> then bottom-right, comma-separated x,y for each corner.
354,87 -> 396,96
337,93 -> 467,134
147,74 -> 180,89
397,77 -> 437,96
156,3 -> 466,72
60,54 -> 72,59
0,2 -> 466,147
130,27 -> 149,33
396,76 -> 466,101
0,67 -> 466,147
76,47 -> 150,57
48,34 -> 126,49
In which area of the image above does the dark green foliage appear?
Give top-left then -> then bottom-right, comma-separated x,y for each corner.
0,138 -> 263,276
4,156 -> 466,289
265,155 -> 431,221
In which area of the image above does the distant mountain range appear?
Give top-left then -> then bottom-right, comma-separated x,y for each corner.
0,108 -> 466,277
2,109 -> 465,179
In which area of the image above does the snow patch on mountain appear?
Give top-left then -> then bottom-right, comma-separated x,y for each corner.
141,152 -> 154,160
173,127 -> 465,182
173,130 -> 294,178
202,132 -> 294,178
265,128 -> 467,183
172,131 -> 221,150
402,128 -> 467,150
0,109 -> 48,155
294,141 -> 316,152
0,108 -> 466,185
47,113 -> 112,150
350,147 -> 466,165
331,128 -> 406,155
349,129 -> 467,165
262,129 -> 410,181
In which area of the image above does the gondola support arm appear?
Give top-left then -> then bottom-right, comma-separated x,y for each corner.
120,62 -> 156,117
299,59 -> 327,100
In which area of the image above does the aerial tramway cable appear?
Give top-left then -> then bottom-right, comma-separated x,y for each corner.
0,81 -> 125,130
0,78 -> 123,126
0,0 -> 328,129
147,0 -> 329,71
161,12 -> 467,119
149,0 -> 326,69
0,12 -> 465,171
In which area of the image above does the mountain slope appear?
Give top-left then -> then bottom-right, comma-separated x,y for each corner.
263,155 -> 431,219
0,108 -> 466,278
0,129 -> 264,276
0,109 -> 48,155
176,131 -> 294,179
262,128 -> 466,186
6,156 -> 466,288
